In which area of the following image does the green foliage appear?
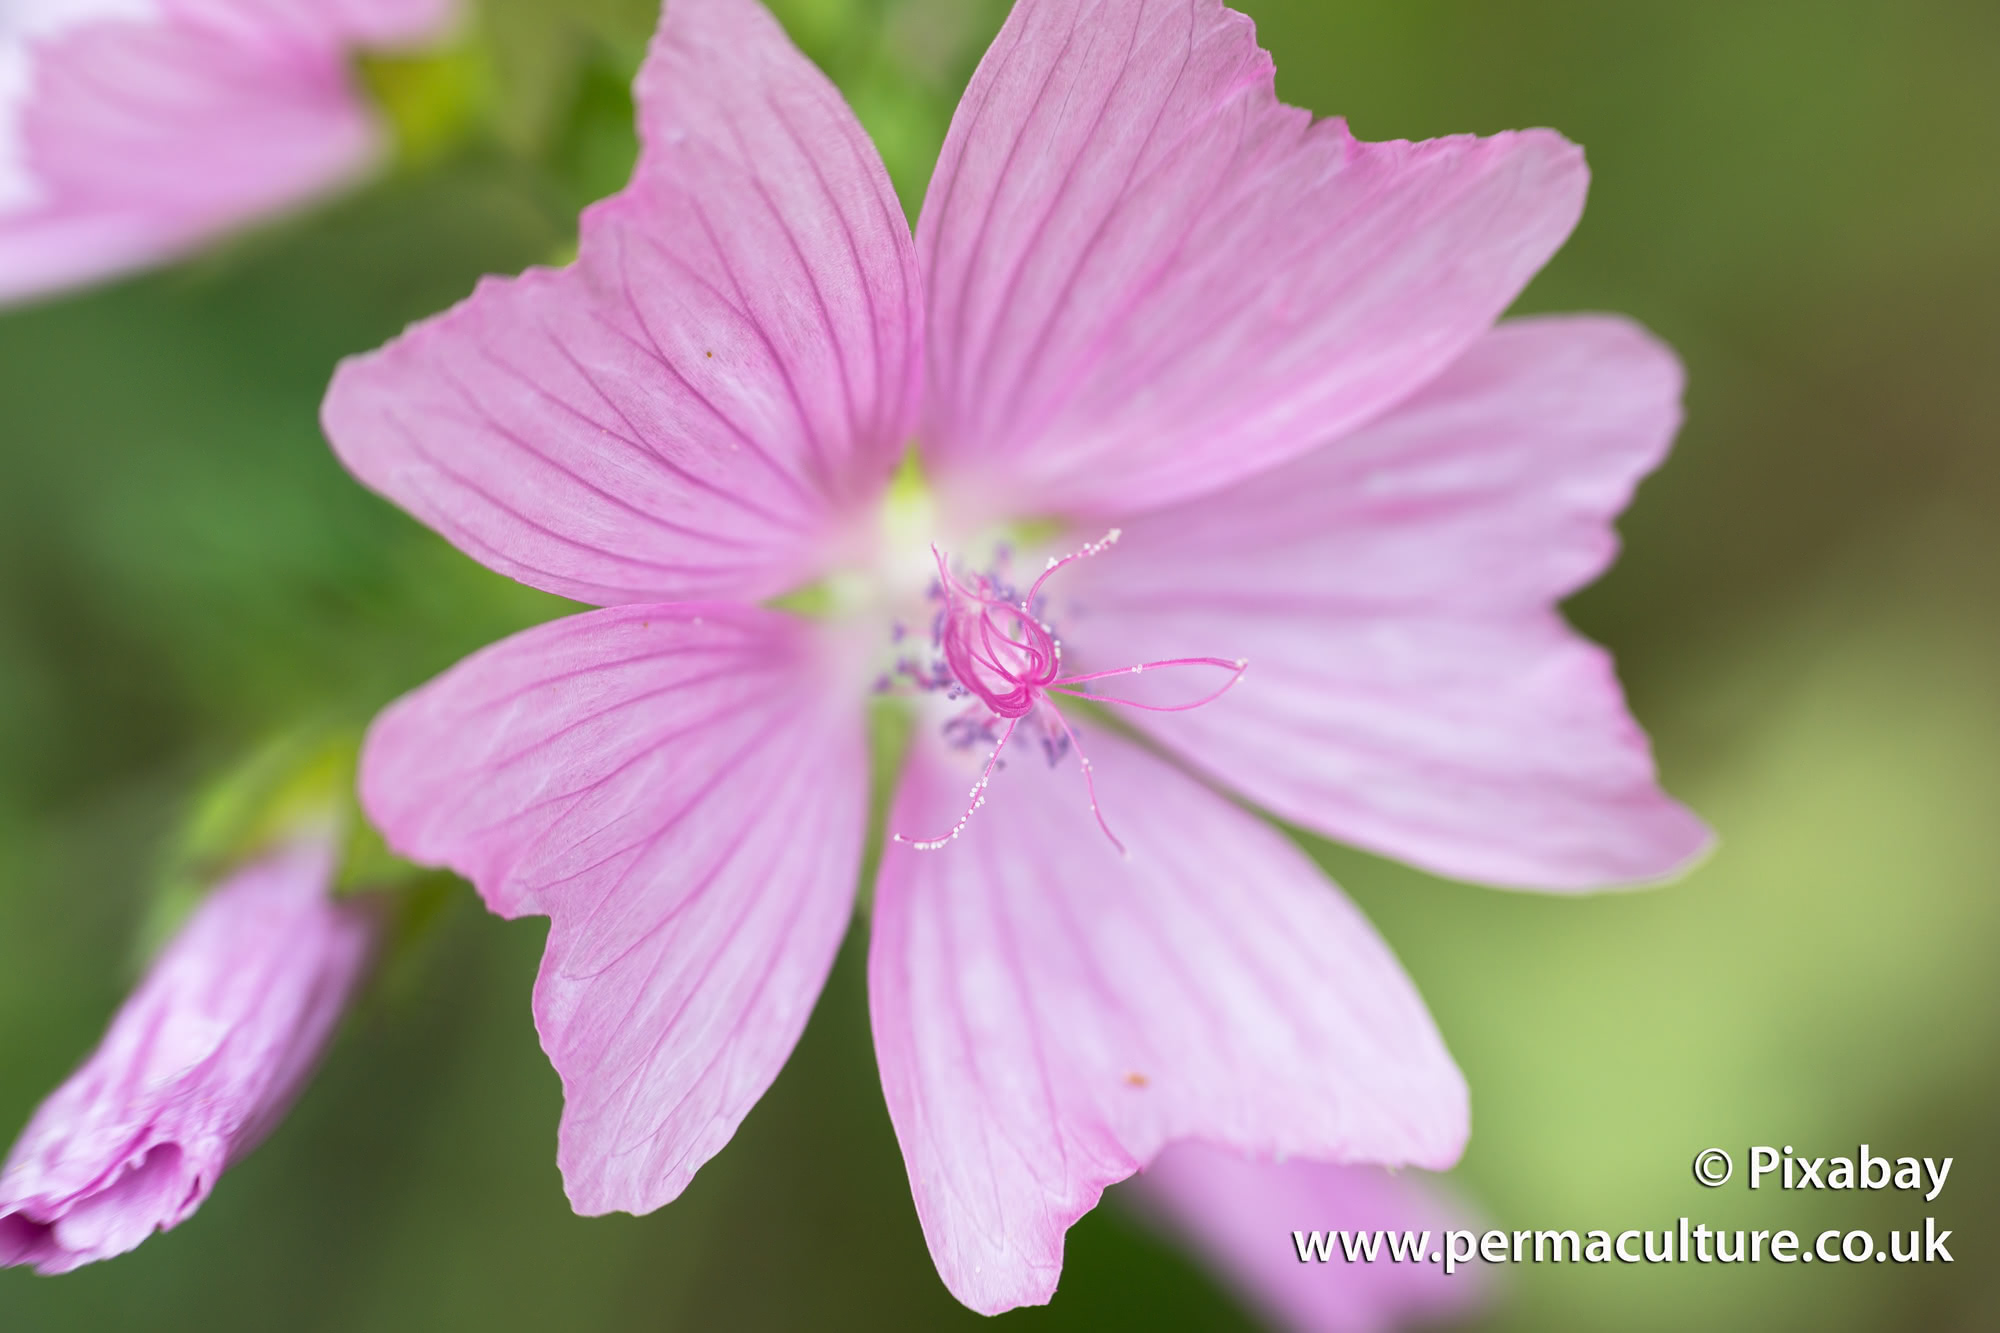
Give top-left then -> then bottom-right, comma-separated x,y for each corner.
139,725 -> 447,973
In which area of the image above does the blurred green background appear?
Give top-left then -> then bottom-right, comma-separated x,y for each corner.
3,0 -> 1996,1329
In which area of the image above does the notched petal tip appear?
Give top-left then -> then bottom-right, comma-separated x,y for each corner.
360,605 -> 870,1220
1055,312 -> 1708,893
916,0 -> 1600,515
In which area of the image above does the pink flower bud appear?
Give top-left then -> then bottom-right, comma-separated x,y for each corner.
0,836 -> 373,1273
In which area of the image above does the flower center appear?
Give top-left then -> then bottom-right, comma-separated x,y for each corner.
878,529 -> 1246,856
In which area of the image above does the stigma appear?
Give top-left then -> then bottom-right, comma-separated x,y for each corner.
886,530 -> 1246,856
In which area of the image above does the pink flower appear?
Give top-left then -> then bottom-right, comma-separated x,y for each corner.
0,836 -> 375,1274
1126,1143 -> 1485,1333
321,0 -> 1708,1313
0,0 -> 456,307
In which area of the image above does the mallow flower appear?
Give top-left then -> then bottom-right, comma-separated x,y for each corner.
0,834 -> 375,1273
322,0 -> 1709,1312
1126,1145 -> 1484,1333
0,0 -> 456,306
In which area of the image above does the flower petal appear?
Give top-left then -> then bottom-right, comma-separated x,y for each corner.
916,0 -> 1585,518
0,0 -> 450,306
322,0 -> 923,606
1059,316 -> 1712,889
362,604 -> 870,1214
869,726 -> 1463,1314
1124,1143 -> 1485,1333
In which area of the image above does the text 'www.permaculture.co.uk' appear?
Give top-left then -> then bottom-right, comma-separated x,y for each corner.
1293,1218 -> 1953,1275
1297,1143 -> 1956,1275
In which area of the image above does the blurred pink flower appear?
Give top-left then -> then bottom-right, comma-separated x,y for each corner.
0,836 -> 375,1274
321,0 -> 1708,1313
1127,1143 -> 1485,1333
0,0 -> 456,307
